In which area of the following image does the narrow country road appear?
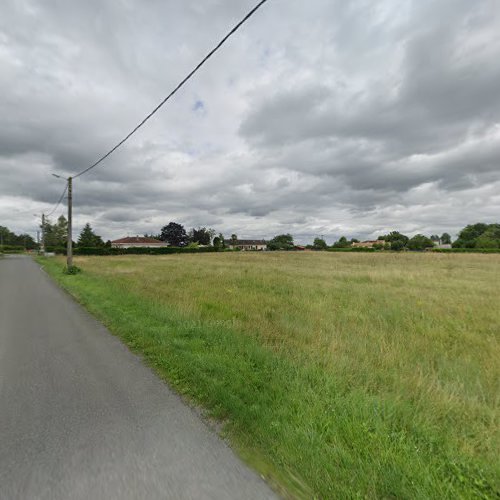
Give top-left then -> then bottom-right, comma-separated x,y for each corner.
0,256 -> 277,500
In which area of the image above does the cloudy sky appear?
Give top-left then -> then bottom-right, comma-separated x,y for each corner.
1,0 -> 499,243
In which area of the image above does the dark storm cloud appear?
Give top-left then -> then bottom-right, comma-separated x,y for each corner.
1,0 -> 499,242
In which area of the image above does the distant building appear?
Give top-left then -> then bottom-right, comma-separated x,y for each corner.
111,236 -> 168,249
224,239 -> 267,251
433,243 -> 452,249
352,240 -> 380,248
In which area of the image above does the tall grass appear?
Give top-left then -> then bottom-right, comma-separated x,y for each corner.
39,253 -> 499,498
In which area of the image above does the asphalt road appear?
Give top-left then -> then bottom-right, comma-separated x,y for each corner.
0,255 -> 277,500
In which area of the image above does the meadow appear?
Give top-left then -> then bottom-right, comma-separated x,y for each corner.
39,252 -> 500,498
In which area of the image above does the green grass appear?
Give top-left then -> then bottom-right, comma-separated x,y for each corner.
38,253 -> 500,499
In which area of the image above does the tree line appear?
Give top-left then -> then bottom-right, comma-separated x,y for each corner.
267,224 -> 499,251
2,220 -> 499,253
0,225 -> 37,250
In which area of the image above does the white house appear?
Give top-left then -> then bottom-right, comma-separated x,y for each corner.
224,239 -> 267,251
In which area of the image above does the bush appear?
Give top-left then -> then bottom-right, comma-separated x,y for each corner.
44,246 -> 67,255
63,265 -> 82,275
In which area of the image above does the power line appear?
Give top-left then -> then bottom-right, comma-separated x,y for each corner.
46,183 -> 68,217
73,0 -> 270,179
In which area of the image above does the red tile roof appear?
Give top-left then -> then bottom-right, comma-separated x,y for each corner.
111,236 -> 163,244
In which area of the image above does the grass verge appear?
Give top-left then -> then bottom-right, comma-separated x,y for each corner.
37,253 -> 499,498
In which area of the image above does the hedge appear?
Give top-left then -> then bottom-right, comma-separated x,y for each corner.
46,246 -> 220,256
431,248 -> 500,253
326,247 -> 377,252
0,245 -> 28,254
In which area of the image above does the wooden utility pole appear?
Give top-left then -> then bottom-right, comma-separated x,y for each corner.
41,213 -> 46,254
67,177 -> 73,268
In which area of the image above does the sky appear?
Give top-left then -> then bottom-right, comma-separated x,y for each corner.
1,0 -> 499,244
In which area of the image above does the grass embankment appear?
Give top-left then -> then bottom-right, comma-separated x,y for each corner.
38,253 -> 500,498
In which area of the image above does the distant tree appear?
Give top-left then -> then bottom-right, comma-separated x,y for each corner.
332,236 -> 351,248
382,231 -> 409,245
0,226 -> 16,246
407,234 -> 434,251
231,234 -> 238,246
379,231 -> 409,251
430,234 -> 441,243
440,233 -> 451,244
350,238 -> 360,244
475,235 -> 499,249
312,237 -> 328,250
54,215 -> 68,246
160,222 -> 189,247
213,233 -> 225,250
473,225 -> 500,249
390,240 -> 405,251
42,215 -> 68,248
17,234 -> 37,249
0,226 -> 37,249
189,227 -> 213,246
267,233 -> 294,251
144,232 -> 161,240
77,223 -> 104,248
453,223 -> 489,248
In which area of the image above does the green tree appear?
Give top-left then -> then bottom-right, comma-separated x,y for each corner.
160,222 -> 189,247
77,223 -> 104,248
390,240 -> 405,251
379,231 -> 409,251
452,223 -> 500,248
382,231 -> 409,245
407,234 -> 434,251
312,237 -> 328,250
453,223 -> 489,248
189,227 -> 213,246
440,233 -> 451,244
267,234 -> 294,251
42,215 -> 68,248
0,226 -> 15,246
332,236 -> 351,248
213,232 -> 225,250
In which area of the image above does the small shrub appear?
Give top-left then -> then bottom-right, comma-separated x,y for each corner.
63,265 -> 82,275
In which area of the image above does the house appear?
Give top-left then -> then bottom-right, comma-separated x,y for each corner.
224,239 -> 267,251
433,243 -> 452,249
352,240 -> 380,248
111,236 -> 168,248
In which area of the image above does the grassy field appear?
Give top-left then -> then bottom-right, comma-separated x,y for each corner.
39,252 -> 499,498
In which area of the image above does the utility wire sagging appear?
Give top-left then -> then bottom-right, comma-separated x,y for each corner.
46,183 -> 68,217
73,0 -> 270,179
